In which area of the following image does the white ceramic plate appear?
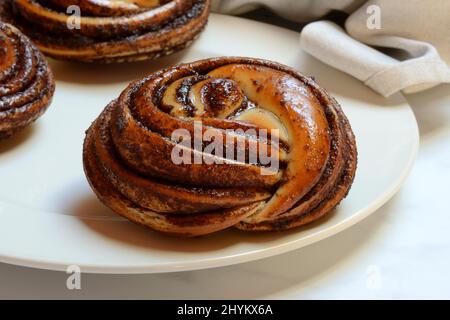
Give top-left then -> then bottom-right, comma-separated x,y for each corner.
0,14 -> 419,274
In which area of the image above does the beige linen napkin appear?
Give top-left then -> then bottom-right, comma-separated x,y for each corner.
212,0 -> 450,97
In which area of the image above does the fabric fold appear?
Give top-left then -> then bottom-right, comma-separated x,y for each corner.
212,0 -> 450,97
300,21 -> 450,97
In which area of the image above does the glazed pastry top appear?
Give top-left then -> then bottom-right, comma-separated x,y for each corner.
13,0 -> 206,38
83,57 -> 357,236
127,62 -> 331,219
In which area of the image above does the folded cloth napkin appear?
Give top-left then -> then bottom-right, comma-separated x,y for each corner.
212,0 -> 450,97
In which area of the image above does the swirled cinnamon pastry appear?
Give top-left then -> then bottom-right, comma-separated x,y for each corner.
0,21 -> 54,139
0,1 -> 15,24
83,57 -> 357,236
8,0 -> 211,62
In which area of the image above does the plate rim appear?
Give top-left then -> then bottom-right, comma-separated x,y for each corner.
0,14 -> 420,274
0,131 -> 419,274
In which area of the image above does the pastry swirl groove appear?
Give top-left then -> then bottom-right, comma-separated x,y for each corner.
9,0 -> 211,62
0,21 -> 54,139
83,57 -> 357,236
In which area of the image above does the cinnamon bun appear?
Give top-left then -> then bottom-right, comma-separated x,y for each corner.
83,57 -> 357,236
8,0 -> 211,63
0,21 -> 54,139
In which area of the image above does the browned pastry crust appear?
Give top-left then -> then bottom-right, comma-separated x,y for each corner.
0,1 -> 15,24
7,0 -> 211,63
0,21 -> 54,139
83,57 -> 358,236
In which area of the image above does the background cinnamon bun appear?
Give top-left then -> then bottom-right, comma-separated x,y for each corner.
83,57 -> 357,236
0,21 -> 54,139
7,0 -> 211,62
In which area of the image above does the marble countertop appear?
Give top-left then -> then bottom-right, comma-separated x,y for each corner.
1,13 -> 449,299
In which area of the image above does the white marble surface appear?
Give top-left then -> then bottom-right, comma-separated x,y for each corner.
0,82 -> 448,299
